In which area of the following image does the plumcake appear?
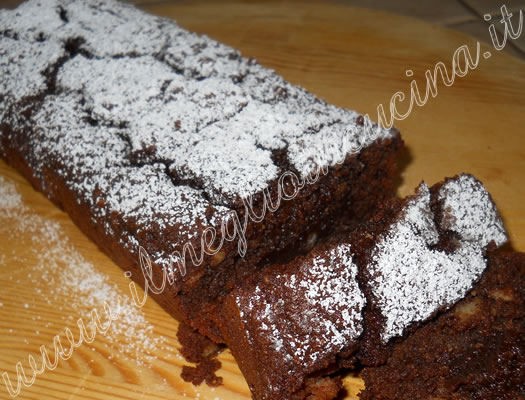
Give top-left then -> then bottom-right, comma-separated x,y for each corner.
0,0 -> 402,342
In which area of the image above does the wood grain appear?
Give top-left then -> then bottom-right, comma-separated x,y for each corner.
1,3 -> 524,399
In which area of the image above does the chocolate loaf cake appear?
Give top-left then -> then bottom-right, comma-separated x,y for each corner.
218,242 -> 365,400
0,0 -> 402,342
360,251 -> 525,400
217,174 -> 508,400
353,174 -> 508,366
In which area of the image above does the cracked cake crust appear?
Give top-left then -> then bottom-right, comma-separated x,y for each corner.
0,0 -> 402,342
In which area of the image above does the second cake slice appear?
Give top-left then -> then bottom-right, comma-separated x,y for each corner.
218,174 -> 508,400
355,174 -> 508,365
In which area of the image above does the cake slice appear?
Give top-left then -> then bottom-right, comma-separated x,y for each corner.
218,174 -> 507,399
360,251 -> 525,400
354,174 -> 508,365
218,242 -> 365,400
0,0 -> 402,342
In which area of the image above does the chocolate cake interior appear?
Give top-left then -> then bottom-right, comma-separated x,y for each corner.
360,251 -> 525,400
218,242 -> 365,400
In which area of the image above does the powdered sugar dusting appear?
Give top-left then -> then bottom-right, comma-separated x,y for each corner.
24,91 -> 232,271
0,0 -> 395,333
235,243 -> 364,394
438,174 -> 507,247
0,35 -> 64,121
1,0 -> 393,207
0,176 -> 23,212
297,244 -> 364,339
1,0 -> 173,57
0,175 -> 170,365
370,176 -> 508,343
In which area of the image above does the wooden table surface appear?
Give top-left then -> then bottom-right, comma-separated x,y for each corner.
1,3 -> 524,400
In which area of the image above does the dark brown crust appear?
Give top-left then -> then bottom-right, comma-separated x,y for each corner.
360,251 -> 525,400
217,238 -> 366,400
0,0 -> 405,349
1,114 -> 402,345
187,134 -> 403,341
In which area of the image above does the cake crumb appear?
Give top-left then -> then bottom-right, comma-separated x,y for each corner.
177,323 -> 223,387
